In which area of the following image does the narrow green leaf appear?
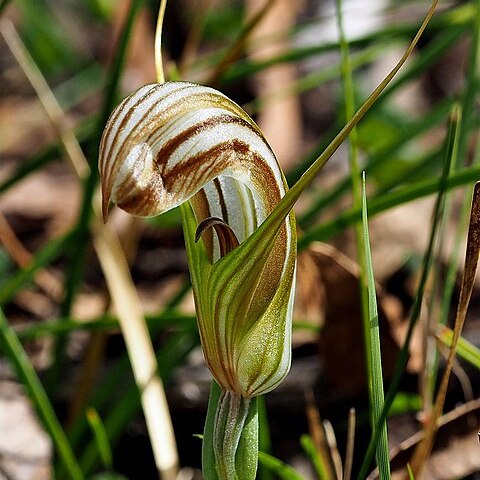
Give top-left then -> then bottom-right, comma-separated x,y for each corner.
257,396 -> 273,480
300,434 -> 331,480
361,174 -> 390,480
407,464 -> 415,480
258,452 -> 306,480
202,381 -> 221,480
86,408 -> 113,470
434,325 -> 480,370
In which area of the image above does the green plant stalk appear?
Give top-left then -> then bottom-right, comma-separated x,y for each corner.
202,382 -> 259,480
356,101 -> 459,480
298,164 -> 480,249
361,175 -> 390,479
215,392 -> 257,480
0,308 -> 84,480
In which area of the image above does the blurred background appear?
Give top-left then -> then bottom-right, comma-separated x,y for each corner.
0,0 -> 479,479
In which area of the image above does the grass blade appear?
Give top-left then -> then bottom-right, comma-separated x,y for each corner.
300,434 -> 331,480
361,173 -> 390,479
258,452 -> 305,480
0,307 -> 84,480
356,105 -> 461,480
434,325 -> 480,370
86,408 -> 113,471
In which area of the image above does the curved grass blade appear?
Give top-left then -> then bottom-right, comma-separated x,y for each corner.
258,452 -> 305,480
86,408 -> 113,471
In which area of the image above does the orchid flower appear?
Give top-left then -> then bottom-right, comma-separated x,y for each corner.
99,81 -> 296,479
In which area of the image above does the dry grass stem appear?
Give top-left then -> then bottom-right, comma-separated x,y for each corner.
323,419 -> 343,480
305,390 -> 336,479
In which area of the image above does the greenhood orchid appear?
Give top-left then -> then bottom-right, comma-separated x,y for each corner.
99,81 -> 296,398
99,81 -> 296,479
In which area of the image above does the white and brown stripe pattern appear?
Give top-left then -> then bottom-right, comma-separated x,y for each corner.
99,81 -> 296,397
99,81 -> 290,259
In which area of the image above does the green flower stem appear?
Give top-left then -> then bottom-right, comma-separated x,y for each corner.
214,391 -> 252,479
203,382 -> 259,480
